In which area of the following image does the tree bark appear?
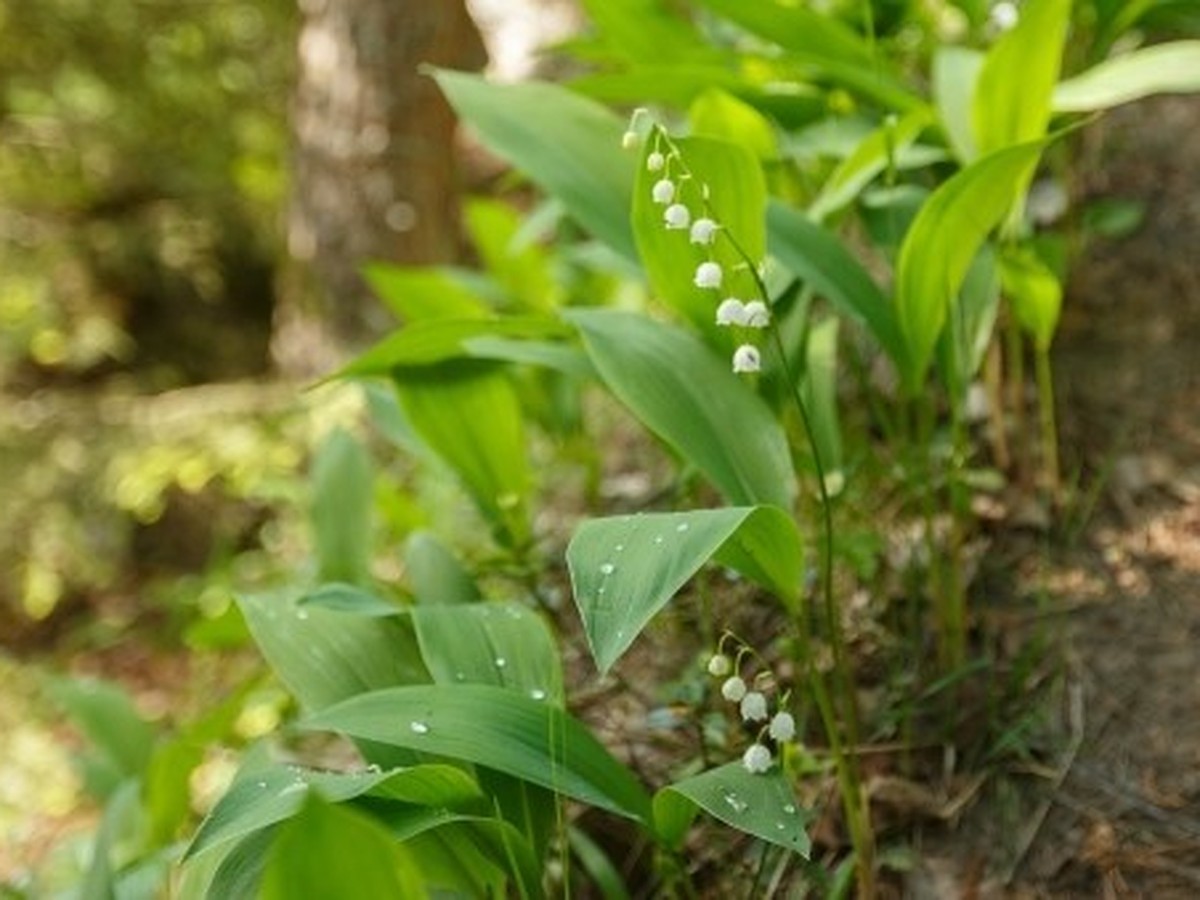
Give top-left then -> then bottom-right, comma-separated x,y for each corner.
276,0 -> 486,373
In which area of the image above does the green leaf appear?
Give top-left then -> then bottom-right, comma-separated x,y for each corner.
311,429 -> 373,586
363,263 -> 489,321
303,684 -> 653,824
185,761 -> 479,862
463,336 -> 596,379
432,70 -> 638,262
579,0 -> 717,65
568,310 -> 796,509
404,531 -> 481,605
631,132 -> 766,337
654,762 -> 811,856
80,779 -> 140,900
999,245 -> 1062,352
894,141 -> 1046,390
767,202 -> 905,368
464,198 -> 559,312
972,0 -> 1070,154
1053,41 -> 1200,112
337,316 -> 568,377
393,363 -> 531,549
48,677 -> 155,782
238,592 -> 428,712
802,318 -> 842,483
567,507 -> 803,673
260,794 -> 429,900
933,47 -> 983,162
691,0 -> 921,111
299,583 -> 401,617
937,245 -> 1000,396
810,108 -> 933,221
689,88 -> 778,160
412,602 -> 564,706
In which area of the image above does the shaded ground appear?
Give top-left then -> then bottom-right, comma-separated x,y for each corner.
915,96 -> 1200,898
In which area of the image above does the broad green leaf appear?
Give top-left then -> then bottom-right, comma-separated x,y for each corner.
311,429 -> 372,586
937,246 -> 1000,397
398,818 -> 542,899
567,310 -> 796,509
412,602 -> 564,706
337,316 -> 568,377
810,108 -> 933,221
999,245 -> 1062,352
299,583 -> 401,617
80,779 -> 139,900
1054,41 -> 1200,112
972,0 -> 1069,154
48,677 -> 155,782
571,67 -> 806,112
568,826 -> 632,900
303,684 -> 653,824
689,88 -> 778,160
654,761 -> 811,856
567,507 -> 803,673
238,591 -> 428,712
691,0 -> 920,111
363,263 -> 488,322
895,141 -> 1046,390
464,198 -> 559,313
802,318 -> 842,484
767,202 -> 905,367
632,132 -> 766,337
463,336 -> 596,379
185,761 -> 479,861
260,794 -> 428,900
933,47 -> 983,162
393,363 -> 531,549
144,735 -> 205,845
404,531 -> 481,606
432,70 -> 638,262
579,0 -> 717,65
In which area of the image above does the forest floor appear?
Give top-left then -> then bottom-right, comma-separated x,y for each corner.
912,96 -> 1200,898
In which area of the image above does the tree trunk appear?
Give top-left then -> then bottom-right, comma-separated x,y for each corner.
276,0 -> 486,373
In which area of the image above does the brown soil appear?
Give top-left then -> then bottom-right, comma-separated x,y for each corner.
913,96 -> 1200,898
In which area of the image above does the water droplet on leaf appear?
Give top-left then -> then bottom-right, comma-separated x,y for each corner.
410,721 -> 429,735
599,562 -> 615,575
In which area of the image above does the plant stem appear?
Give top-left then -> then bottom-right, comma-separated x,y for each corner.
1035,347 -> 1060,497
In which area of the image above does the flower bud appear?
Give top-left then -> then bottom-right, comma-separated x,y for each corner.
646,151 -> 666,172
651,179 -> 675,205
707,653 -> 732,677
689,217 -> 718,245
621,130 -> 639,150
732,344 -> 761,374
664,203 -> 691,230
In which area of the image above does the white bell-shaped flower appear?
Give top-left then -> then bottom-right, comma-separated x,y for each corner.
694,261 -> 722,289
743,300 -> 770,328
742,743 -> 773,774
715,297 -> 748,327
689,217 -> 718,245
651,178 -> 675,205
732,344 -> 761,374
740,691 -> 769,723
646,151 -> 666,172
769,711 -> 796,742
721,675 -> 747,703
664,203 -> 691,230
707,654 -> 732,677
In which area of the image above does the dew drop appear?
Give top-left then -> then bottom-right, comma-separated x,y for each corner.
782,803 -> 796,815
495,657 -> 507,668
723,791 -> 748,814
296,608 -> 310,620
410,721 -> 430,735
529,688 -> 547,701
599,562 -> 615,575
455,671 -> 466,681
775,822 -> 786,831
653,535 -> 664,545
256,780 -> 268,789
614,544 -> 625,553
281,782 -> 307,796
597,586 -> 606,595
365,763 -> 381,773
676,522 -> 690,532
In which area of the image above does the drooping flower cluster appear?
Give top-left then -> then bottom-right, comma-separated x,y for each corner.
627,119 -> 770,375
706,640 -> 797,775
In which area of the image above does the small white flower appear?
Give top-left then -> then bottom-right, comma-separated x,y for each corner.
769,711 -> 796,742
707,654 -> 732,677
664,203 -> 691,230
715,297 -> 748,327
689,217 -> 718,245
694,261 -> 722,289
646,151 -> 666,172
990,1 -> 1019,30
742,743 -> 773,774
732,344 -> 761,374
721,676 -> 747,703
651,179 -> 675,205
621,130 -> 639,150
743,300 -> 770,328
740,691 -> 769,723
